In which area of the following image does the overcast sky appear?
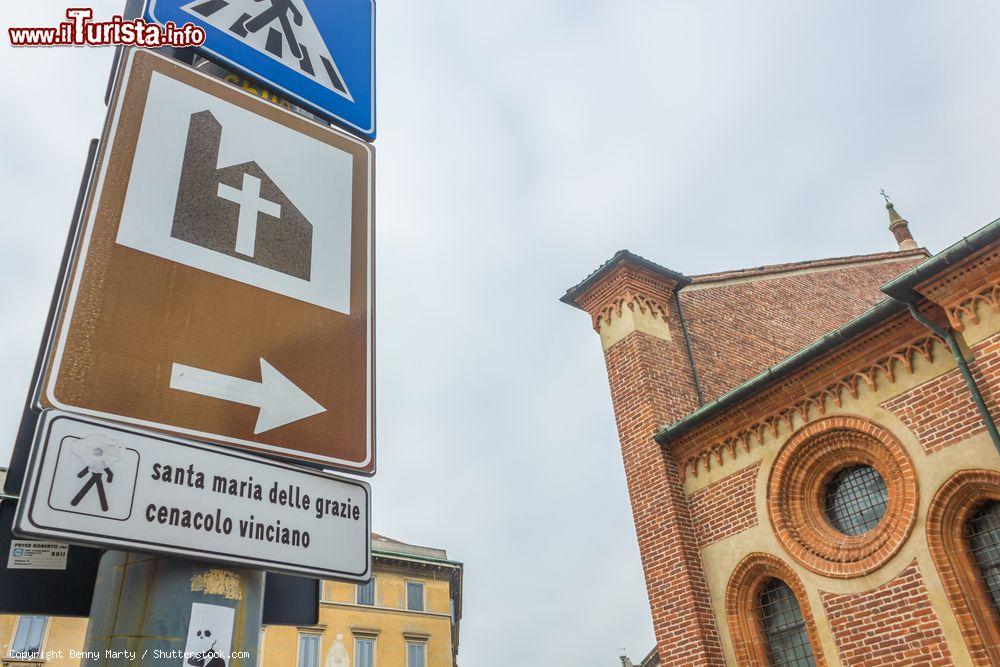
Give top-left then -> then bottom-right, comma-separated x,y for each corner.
2,2 -> 1000,665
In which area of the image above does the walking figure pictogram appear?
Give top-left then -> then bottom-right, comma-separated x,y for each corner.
245,0 -> 304,59
181,0 -> 356,99
69,434 -> 126,513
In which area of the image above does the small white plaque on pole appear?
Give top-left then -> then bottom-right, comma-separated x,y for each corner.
16,410 -> 371,580
7,540 -> 69,570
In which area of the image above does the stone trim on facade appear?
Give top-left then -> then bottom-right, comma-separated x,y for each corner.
724,553 -> 827,667
926,469 -> 1000,666
766,417 -> 918,578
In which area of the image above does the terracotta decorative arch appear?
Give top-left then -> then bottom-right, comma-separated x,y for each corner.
927,469 -> 1000,666
767,416 -> 918,578
725,553 -> 827,667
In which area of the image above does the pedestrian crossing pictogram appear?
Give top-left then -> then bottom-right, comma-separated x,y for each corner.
145,0 -> 375,139
181,0 -> 352,101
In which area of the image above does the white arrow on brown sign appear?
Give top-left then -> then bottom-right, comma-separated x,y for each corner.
38,49 -> 374,473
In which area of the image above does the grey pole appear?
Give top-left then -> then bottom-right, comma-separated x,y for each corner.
82,550 -> 264,666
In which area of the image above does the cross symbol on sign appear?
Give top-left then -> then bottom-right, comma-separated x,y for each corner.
217,172 -> 282,257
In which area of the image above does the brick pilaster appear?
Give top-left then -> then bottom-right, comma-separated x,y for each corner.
566,257 -> 725,666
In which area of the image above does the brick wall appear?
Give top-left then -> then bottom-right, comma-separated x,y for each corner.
688,463 -> 759,547
681,256 -> 925,402
820,561 -> 952,666
568,260 -> 726,666
882,331 -> 1000,453
602,326 -> 725,666
970,331 -> 1000,421
882,368 -> 982,454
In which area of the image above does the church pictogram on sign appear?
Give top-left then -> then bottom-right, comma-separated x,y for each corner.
171,110 -> 313,280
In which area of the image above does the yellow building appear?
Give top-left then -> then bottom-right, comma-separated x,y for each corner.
0,512 -> 463,667
262,534 -> 463,667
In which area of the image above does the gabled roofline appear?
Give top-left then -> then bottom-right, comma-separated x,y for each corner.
687,248 -> 928,287
655,217 -> 1000,444
654,297 -> 906,443
560,249 -> 691,308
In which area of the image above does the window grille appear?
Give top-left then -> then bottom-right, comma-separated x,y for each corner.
968,500 -> 1000,617
824,465 -> 888,535
758,579 -> 816,667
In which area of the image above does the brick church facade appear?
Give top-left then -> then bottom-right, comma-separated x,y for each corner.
563,205 -> 1000,665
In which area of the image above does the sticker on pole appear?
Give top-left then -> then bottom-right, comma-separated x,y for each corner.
184,603 -> 235,667
38,49 -> 374,474
16,411 -> 372,579
145,0 -> 375,139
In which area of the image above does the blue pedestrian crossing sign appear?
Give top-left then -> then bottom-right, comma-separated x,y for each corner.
145,0 -> 376,140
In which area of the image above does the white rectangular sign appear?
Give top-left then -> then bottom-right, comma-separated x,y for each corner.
16,411 -> 371,579
7,540 -> 69,570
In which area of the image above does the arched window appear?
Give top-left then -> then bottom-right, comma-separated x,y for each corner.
758,579 -> 816,667
967,500 -> 1000,617
726,553 -> 827,666
927,470 -> 1000,666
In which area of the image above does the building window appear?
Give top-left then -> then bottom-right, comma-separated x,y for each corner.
298,633 -> 321,667
927,469 -> 1000,665
726,553 -> 826,667
11,616 -> 47,658
758,579 -> 816,667
768,417 -> 917,578
406,581 -> 424,611
355,638 -> 375,667
406,641 -> 426,667
968,500 -> 1000,616
357,577 -> 376,606
823,465 -> 889,536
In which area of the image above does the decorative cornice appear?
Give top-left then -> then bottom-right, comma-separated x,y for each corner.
679,335 -> 942,480
592,290 -> 670,331
573,264 -> 681,332
915,244 -> 1000,330
944,280 -> 1000,331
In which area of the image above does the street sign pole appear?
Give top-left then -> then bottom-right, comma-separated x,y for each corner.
82,551 -> 264,666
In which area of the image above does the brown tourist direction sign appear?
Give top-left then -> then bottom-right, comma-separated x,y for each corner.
39,49 -> 374,474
